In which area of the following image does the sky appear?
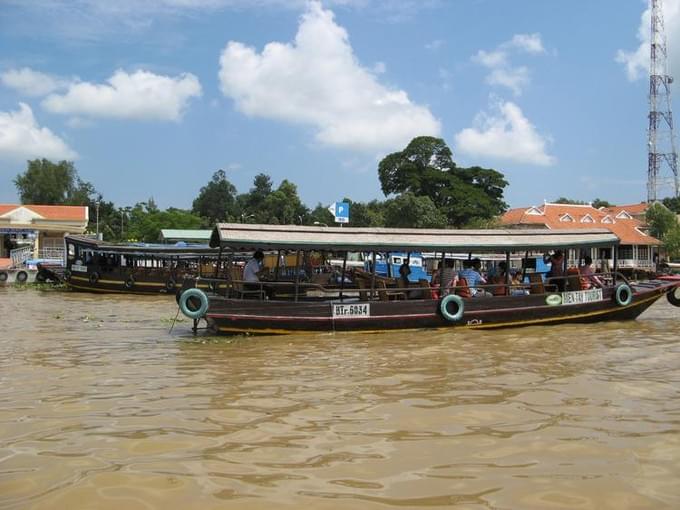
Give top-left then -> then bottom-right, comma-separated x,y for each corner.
1,0 -> 679,211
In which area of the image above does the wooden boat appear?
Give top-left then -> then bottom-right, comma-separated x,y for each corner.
63,235 -> 219,295
176,224 -> 680,335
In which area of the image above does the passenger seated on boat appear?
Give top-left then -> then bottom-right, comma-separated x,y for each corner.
509,269 -> 529,295
243,250 -> 270,298
398,262 -> 423,299
490,261 -> 508,296
579,256 -> 603,289
565,267 -> 583,292
546,250 -> 566,291
458,258 -> 490,297
439,258 -> 457,296
454,276 -> 472,298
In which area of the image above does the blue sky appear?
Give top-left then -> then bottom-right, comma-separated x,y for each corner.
0,0 -> 678,211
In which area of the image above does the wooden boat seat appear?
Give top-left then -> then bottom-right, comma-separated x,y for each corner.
376,280 -> 406,301
418,279 -> 434,299
356,277 -> 369,300
528,273 -> 545,294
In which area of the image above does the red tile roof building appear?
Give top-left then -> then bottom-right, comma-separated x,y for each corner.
501,202 -> 660,271
0,204 -> 89,262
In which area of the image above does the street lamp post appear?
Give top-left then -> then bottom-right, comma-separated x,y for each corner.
96,201 -> 100,239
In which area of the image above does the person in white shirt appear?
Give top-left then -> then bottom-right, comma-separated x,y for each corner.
244,250 -> 265,283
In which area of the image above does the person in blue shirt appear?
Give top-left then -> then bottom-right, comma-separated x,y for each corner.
458,258 -> 489,297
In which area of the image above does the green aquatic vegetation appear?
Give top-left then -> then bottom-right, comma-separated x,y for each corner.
161,317 -> 186,324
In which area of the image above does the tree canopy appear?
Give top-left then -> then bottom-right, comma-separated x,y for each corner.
378,136 -> 508,227
662,196 -> 680,214
14,159 -> 96,206
191,169 -> 237,226
646,202 -> 678,239
12,144 -> 513,240
127,200 -> 202,242
552,197 -> 614,209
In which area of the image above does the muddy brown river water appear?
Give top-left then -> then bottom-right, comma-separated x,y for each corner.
1,286 -> 680,509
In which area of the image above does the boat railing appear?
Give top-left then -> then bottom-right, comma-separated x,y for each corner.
38,247 -> 65,260
10,246 -> 32,267
183,270 -> 631,303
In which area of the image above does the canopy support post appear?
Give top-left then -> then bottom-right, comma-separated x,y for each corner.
370,252 -> 377,300
505,251 -> 511,296
339,251 -> 348,301
294,249 -> 301,302
613,244 -> 618,284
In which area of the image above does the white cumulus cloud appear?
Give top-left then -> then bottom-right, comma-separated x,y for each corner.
42,69 -> 202,121
0,103 -> 77,161
508,33 -> 545,54
454,101 -> 555,166
472,33 -> 546,96
218,1 -> 440,152
0,67 -> 69,96
616,0 -> 680,81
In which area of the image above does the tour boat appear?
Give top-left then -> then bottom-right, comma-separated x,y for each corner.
63,235 -> 219,295
176,223 -> 680,335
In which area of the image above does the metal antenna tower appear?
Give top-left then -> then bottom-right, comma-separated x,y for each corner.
648,0 -> 680,202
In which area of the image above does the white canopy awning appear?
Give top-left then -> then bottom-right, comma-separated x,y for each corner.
211,224 -> 620,252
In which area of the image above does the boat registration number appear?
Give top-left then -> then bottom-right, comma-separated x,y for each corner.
72,264 -> 88,273
332,303 -> 370,318
561,288 -> 603,305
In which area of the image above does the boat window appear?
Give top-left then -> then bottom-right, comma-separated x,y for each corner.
67,243 -> 75,260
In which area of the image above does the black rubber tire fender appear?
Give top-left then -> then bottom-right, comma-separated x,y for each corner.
667,286 -> 680,307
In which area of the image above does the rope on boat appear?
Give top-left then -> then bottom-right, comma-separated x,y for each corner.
169,305 -> 181,334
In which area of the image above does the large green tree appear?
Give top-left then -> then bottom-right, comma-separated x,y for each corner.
192,170 -> 237,226
383,192 -> 447,228
126,200 -> 202,242
342,198 -> 385,227
662,196 -> 680,214
236,173 -> 274,223
378,136 -> 508,227
646,202 -> 680,260
260,180 -> 309,225
14,159 -> 96,206
646,202 -> 677,240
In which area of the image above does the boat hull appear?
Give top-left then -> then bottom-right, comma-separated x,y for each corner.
67,271 -> 182,295
201,282 -> 677,335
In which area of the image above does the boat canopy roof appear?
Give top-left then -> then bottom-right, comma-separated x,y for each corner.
65,234 -> 219,256
210,223 -> 620,252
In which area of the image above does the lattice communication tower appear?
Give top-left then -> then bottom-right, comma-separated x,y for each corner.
648,0 -> 680,202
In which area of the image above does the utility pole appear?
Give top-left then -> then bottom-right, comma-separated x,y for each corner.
648,0 -> 680,202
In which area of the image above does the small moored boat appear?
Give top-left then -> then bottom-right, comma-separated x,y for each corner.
177,224 -> 680,335
63,235 -> 219,295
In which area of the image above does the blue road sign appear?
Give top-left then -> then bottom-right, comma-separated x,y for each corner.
328,202 -> 350,223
